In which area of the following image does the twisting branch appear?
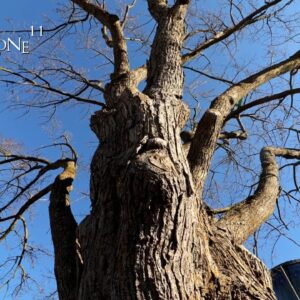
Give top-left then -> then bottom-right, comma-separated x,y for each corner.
188,49 -> 300,195
216,147 -> 300,244
71,0 -> 129,76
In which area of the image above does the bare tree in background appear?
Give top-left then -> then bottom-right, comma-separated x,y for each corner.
1,0 -> 300,299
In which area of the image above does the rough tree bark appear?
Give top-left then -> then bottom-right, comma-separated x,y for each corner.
47,1 -> 300,299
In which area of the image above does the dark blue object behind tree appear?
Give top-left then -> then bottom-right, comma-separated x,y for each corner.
272,259 -> 300,300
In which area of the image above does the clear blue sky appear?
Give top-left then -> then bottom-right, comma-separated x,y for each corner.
0,1 -> 299,299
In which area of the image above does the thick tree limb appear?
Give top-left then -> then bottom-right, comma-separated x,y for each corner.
49,160 -> 79,300
131,0 -> 293,89
216,147 -> 300,244
188,49 -> 300,194
71,0 -> 129,76
145,0 -> 190,96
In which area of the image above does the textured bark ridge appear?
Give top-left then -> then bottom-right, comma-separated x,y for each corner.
208,230 -> 274,299
46,1 -> 300,299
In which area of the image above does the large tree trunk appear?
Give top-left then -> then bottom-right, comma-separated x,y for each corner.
47,1 -> 287,299
72,80 -> 275,299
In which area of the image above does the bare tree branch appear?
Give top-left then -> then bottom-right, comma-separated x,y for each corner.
184,66 -> 235,85
121,0 -> 138,29
0,66 -> 105,108
71,0 -> 129,76
216,147 -> 300,244
188,49 -> 300,194
0,140 -> 80,295
227,88 -> 300,120
182,0 -> 287,63
0,184 -> 53,241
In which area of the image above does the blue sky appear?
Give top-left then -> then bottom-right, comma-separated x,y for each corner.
0,0 -> 300,299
